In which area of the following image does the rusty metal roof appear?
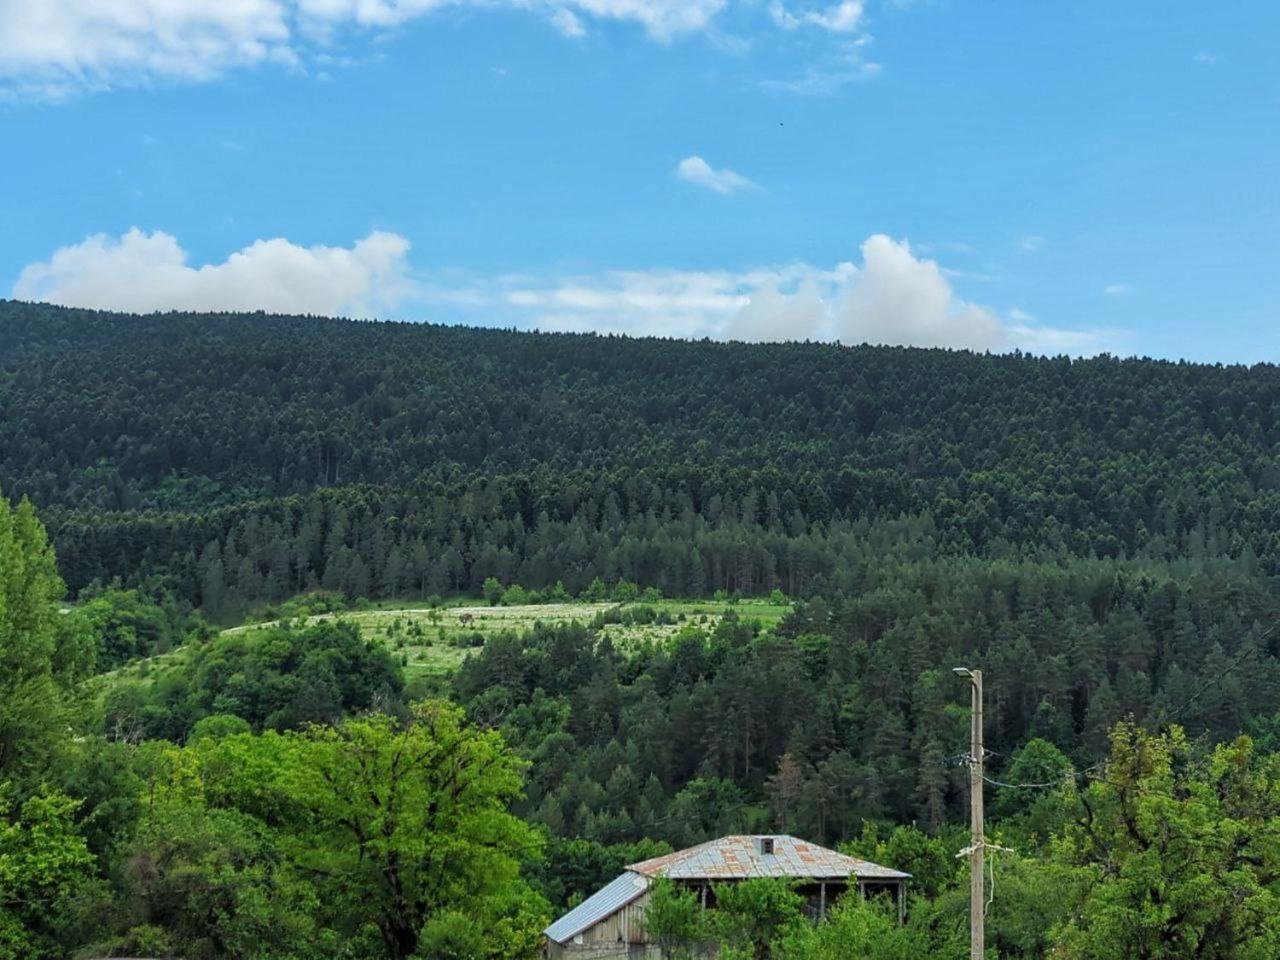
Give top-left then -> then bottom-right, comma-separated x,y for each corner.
628,835 -> 909,881
544,871 -> 650,944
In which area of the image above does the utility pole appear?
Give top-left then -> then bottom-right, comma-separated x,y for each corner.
954,667 -> 984,960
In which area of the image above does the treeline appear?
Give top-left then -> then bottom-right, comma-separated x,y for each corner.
6,301 -> 1280,608
47,483 -> 922,613
42,481 -> 1276,619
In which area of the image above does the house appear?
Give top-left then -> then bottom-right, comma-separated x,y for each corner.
543,834 -> 910,959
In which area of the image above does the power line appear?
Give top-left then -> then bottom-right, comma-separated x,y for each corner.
982,773 -> 1069,790
970,618 -> 1279,794
1157,621 -> 1274,724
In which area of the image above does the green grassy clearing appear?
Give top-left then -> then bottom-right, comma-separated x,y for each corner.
223,602 -> 618,679
102,597 -> 794,686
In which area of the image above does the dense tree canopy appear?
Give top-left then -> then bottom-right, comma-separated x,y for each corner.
450,564 -> 1280,843
103,619 -> 405,741
4,301 -> 1280,612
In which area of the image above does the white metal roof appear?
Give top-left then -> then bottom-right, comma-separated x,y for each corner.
544,871 -> 650,944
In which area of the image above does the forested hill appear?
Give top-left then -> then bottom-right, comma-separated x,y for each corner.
6,303 -> 1280,960
4,299 -> 1280,605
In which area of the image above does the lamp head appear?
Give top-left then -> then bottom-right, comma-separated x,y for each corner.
952,667 -> 973,678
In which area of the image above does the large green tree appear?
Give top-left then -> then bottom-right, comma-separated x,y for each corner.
776,899 -> 940,960
0,792 -> 100,960
286,702 -> 547,959
0,493 -> 77,782
1052,724 -> 1280,959
159,701 -> 548,960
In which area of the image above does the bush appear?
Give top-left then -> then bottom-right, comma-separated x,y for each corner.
188,714 -> 252,742
776,899 -> 934,960
711,878 -> 806,960
644,878 -> 709,960
502,584 -> 530,606
277,590 -> 349,620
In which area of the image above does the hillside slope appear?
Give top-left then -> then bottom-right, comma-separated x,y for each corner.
3,299 -> 1280,605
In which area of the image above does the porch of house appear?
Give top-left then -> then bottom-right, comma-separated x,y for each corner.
673,875 -> 908,923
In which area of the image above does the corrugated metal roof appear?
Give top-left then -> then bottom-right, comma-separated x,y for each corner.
544,871 -> 651,944
628,835 -> 910,881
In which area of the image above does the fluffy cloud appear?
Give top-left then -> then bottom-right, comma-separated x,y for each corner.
491,235 -> 1123,354
0,0 -> 729,95
13,229 -> 1124,356
13,228 -> 412,317
676,156 -> 758,195
0,0 -> 295,96
835,234 -> 1005,350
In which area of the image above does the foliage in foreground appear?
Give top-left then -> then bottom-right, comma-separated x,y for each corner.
99,701 -> 548,960
1053,724 -> 1280,959
4,488 -> 1280,958
0,497 -> 549,958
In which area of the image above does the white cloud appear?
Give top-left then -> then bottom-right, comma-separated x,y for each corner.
558,0 -> 728,42
13,228 -> 413,317
549,7 -> 587,38
1007,323 -> 1127,357
759,56 -> 881,94
0,0 -> 296,96
295,0 -> 729,40
834,234 -> 1004,350
676,156 -> 758,194
14,229 -> 1125,356
1018,234 -> 1045,253
770,1 -> 865,33
0,0 -> 732,95
484,235 -> 1123,355
1104,283 -> 1130,296
757,23 -> 879,95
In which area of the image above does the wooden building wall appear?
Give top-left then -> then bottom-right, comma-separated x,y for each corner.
546,889 -> 654,960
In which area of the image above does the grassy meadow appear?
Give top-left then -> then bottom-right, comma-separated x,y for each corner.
217,597 -> 793,681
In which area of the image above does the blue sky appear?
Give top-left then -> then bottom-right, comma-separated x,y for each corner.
1,1 -> 1277,361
